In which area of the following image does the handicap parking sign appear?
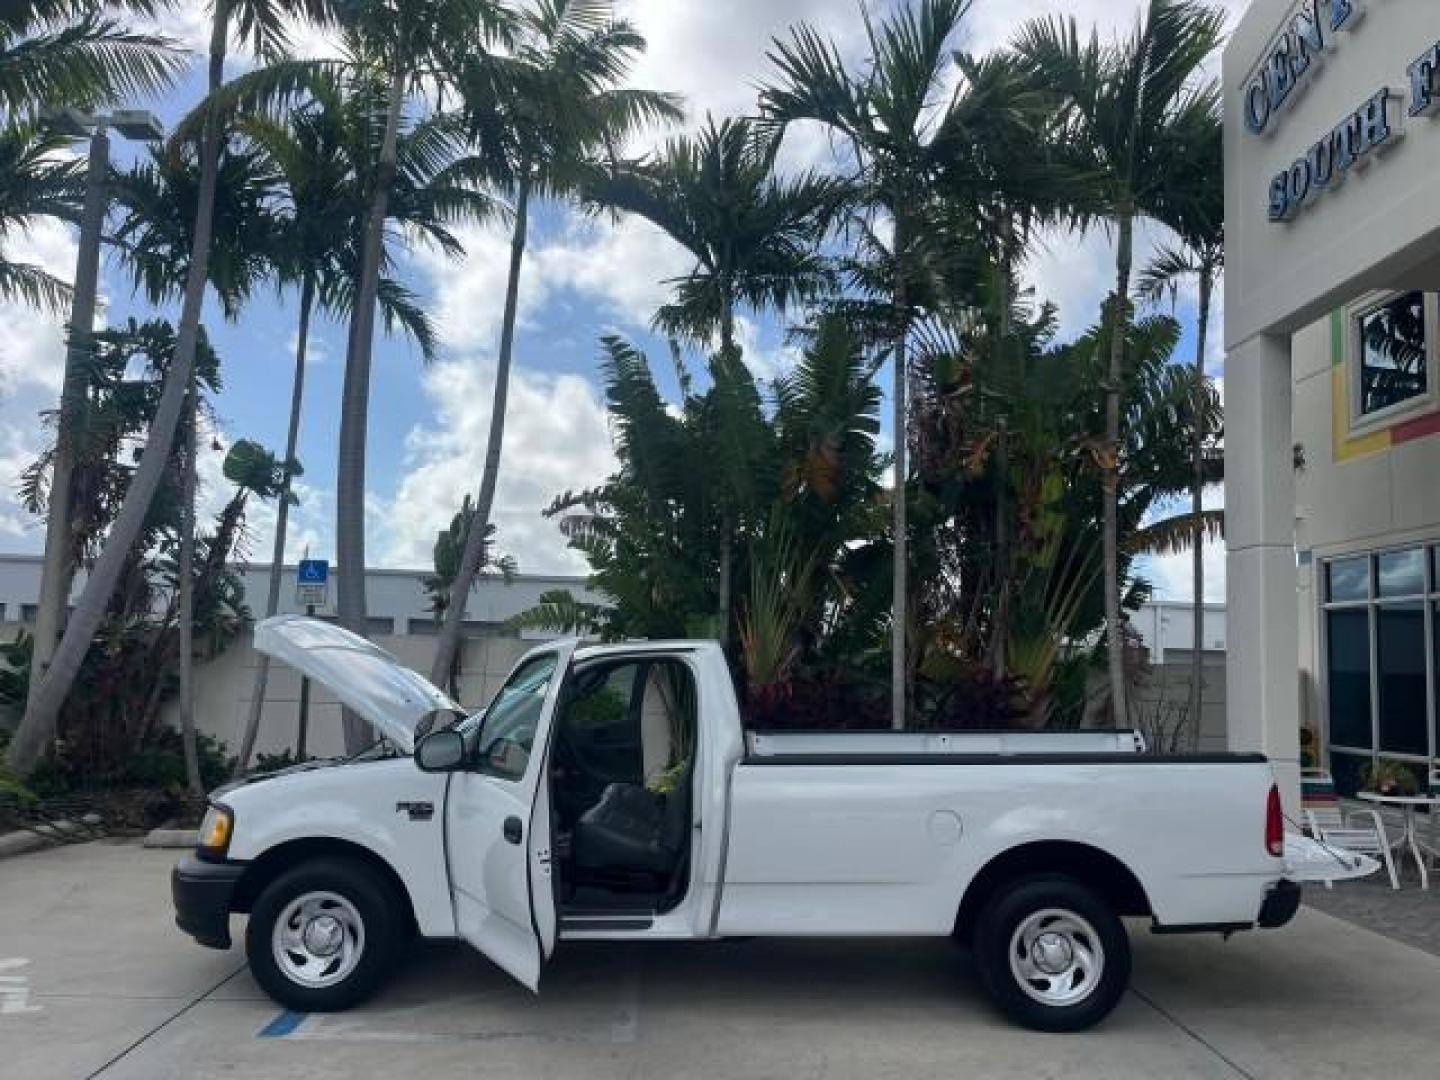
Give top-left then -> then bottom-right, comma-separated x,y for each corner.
296,559 -> 328,608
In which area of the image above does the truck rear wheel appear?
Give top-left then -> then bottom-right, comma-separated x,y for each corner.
246,857 -> 402,1012
971,874 -> 1130,1032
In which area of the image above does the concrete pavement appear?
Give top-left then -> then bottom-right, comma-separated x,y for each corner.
2,840 -> 1437,1079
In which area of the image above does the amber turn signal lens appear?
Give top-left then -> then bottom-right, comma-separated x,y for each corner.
198,805 -> 232,854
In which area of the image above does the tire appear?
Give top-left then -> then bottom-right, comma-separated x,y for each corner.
970,874 -> 1130,1032
245,857 -> 403,1012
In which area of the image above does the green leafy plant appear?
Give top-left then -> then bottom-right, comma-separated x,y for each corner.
647,759 -> 689,796
253,749 -> 306,773
123,730 -> 232,793
1363,759 -> 1421,797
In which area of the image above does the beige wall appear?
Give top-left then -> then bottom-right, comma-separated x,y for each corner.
1293,322 -> 1440,559
1292,309 -> 1440,740
1130,658 -> 1228,755
159,630 -> 538,760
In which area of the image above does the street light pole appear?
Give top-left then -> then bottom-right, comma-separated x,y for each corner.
27,117 -> 110,706
27,108 -> 163,708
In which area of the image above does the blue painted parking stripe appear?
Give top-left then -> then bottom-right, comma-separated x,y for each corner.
259,1010 -> 306,1038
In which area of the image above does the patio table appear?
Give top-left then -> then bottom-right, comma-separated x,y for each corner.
1356,791 -> 1440,890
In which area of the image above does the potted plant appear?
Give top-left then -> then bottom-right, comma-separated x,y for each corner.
1362,758 -> 1420,797
1299,726 -> 1318,769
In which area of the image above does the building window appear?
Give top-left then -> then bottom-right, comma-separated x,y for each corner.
1326,556 -> 1369,601
1321,545 -> 1439,793
1347,291 -> 1440,432
1325,608 -> 1372,750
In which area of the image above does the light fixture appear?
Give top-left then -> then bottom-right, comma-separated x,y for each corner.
110,109 -> 165,142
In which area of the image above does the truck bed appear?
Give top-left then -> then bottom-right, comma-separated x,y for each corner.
744,728 -> 1148,759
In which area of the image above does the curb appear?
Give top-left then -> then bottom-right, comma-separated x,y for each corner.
144,828 -> 198,849
0,829 -> 54,859
0,816 -> 101,859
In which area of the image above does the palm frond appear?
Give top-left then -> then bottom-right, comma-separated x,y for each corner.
0,258 -> 71,313
1128,508 -> 1224,556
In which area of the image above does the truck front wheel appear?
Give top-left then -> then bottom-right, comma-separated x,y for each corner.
971,874 -> 1130,1032
246,856 -> 402,1012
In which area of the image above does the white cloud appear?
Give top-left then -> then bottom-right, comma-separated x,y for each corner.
285,327 -> 330,367
733,315 -> 800,381
619,0 -> 864,128
416,213 -> 694,357
0,218 -> 79,397
410,223 -> 517,352
530,216 -> 692,331
141,3 -> 344,66
376,357 -> 617,575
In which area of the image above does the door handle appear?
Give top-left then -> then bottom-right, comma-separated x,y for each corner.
503,816 -> 523,844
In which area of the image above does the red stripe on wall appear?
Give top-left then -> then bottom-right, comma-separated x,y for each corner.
1392,410 -> 1440,444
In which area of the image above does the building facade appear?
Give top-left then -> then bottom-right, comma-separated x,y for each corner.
1225,0 -> 1440,804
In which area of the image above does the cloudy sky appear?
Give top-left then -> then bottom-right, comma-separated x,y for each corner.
0,0 -> 1251,601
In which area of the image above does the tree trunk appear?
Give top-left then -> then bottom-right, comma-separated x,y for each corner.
5,7 -> 229,777
991,220 -> 1014,680
1189,263 -> 1213,747
233,275 -> 314,776
1104,205 -> 1134,728
716,295 -> 735,650
336,65 -> 405,750
429,172 -> 530,688
716,513 -> 732,649
991,415 -> 1008,680
178,375 -> 203,794
28,122 -> 109,714
891,216 -> 909,732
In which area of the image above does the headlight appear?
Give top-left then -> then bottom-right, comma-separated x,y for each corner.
197,804 -> 233,858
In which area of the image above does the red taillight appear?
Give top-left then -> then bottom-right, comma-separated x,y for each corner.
1265,784 -> 1284,858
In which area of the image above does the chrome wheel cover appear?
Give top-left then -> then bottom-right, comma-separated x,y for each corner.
1008,907 -> 1105,1008
271,890 -> 366,989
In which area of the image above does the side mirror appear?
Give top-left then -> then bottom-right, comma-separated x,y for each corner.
414,729 -> 466,772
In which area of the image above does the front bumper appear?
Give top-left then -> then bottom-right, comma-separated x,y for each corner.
172,854 -> 246,949
1258,879 -> 1302,929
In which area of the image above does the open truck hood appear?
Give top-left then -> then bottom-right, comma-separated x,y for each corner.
253,615 -> 463,754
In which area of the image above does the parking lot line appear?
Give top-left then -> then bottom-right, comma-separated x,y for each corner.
257,1009 -> 306,1038
1129,987 -> 1256,1080
84,965 -> 246,1080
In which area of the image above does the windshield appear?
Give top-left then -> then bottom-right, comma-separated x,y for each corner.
462,652 -> 561,779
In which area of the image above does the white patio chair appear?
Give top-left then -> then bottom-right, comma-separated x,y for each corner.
1302,769 -> 1400,890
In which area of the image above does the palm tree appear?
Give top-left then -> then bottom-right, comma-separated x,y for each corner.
924,51 -> 1089,678
423,496 -> 516,697
426,0 -> 680,688
6,4 -> 184,764
6,0 -> 335,779
594,115 -> 838,356
311,0 -> 510,751
762,0 -> 980,729
1013,0 -> 1224,726
108,138 -> 282,792
522,315 -> 886,709
0,1 -> 184,118
232,78 -> 463,775
1138,97 -> 1223,740
588,115 -> 837,644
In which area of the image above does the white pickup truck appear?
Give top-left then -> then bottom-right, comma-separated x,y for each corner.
173,616 -> 1336,1032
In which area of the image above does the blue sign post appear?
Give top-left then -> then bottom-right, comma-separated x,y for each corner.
293,558 -> 328,760
296,559 -> 329,609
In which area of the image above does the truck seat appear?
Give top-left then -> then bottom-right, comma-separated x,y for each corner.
572,782 -> 685,878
